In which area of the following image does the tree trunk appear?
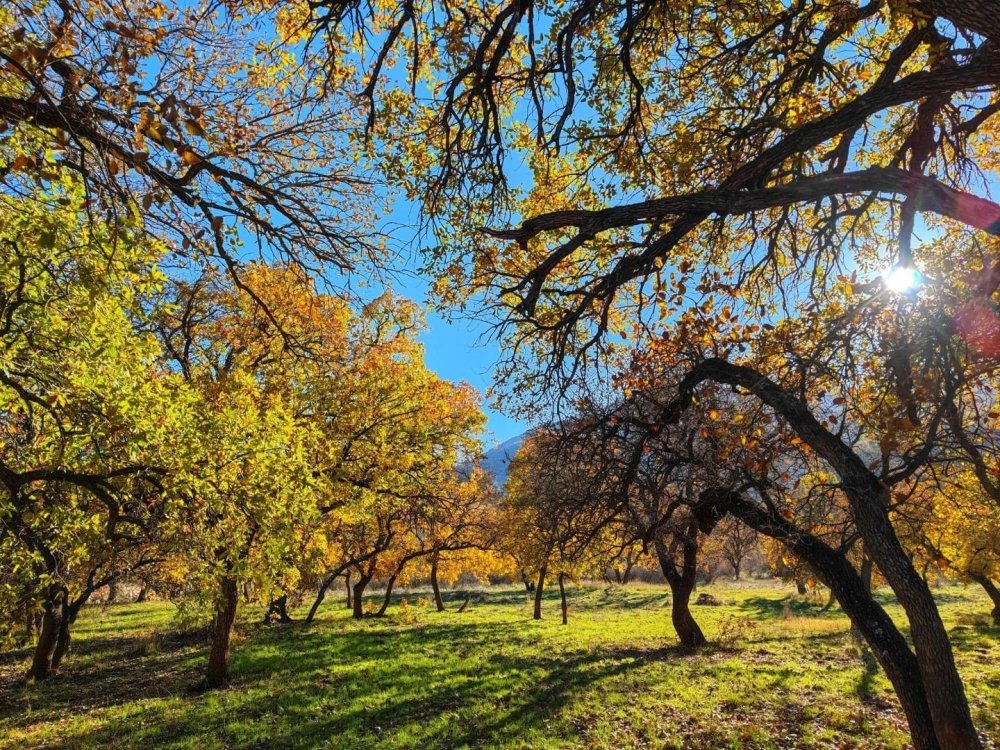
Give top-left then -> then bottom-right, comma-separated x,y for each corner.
676,362 -> 982,748
520,570 -> 535,592
860,554 -> 874,594
708,488 -> 945,750
28,588 -> 63,681
733,562 -> 741,580
345,572 -> 353,609
135,582 -> 149,603
430,558 -> 445,612
106,580 -> 118,604
263,594 -> 293,624
533,565 -> 546,620
206,575 -> 238,688
50,598 -> 85,672
377,574 -> 398,617
352,574 -> 371,619
304,573 -> 337,624
558,573 -> 568,625
970,573 -> 1000,625
851,554 -> 875,639
654,531 -> 706,649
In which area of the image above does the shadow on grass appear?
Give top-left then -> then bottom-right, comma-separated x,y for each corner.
737,595 -> 841,620
1,609 -> 697,750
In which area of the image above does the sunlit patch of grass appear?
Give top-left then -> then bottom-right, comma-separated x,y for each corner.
1,580 -> 997,749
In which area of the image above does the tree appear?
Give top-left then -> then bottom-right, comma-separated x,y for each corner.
152,266 -> 325,687
2,0 -> 381,301
716,518 -> 759,581
316,6 -> 1000,745
0,182 -> 191,681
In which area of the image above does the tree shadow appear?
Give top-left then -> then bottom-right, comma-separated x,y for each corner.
737,595 -> 841,620
11,615 -> 695,749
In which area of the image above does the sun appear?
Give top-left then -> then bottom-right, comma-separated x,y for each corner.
884,265 -> 920,294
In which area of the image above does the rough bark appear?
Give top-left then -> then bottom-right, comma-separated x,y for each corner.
706,489 -> 943,750
533,565 -> 546,620
50,597 -> 85,672
430,558 -> 445,612
205,575 -> 238,688
135,583 -> 150,603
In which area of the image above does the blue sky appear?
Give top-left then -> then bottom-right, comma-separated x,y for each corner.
371,197 -> 528,448
391,269 -> 527,447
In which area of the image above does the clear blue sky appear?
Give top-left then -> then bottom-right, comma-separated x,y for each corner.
375,202 -> 528,448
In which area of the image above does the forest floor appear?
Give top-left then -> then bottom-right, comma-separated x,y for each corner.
1,580 -> 998,749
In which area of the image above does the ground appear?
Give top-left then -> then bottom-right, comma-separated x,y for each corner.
1,581 -> 998,749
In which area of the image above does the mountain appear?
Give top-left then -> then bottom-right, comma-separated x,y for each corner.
479,432 -> 527,487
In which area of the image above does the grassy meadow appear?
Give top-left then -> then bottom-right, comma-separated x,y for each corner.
1,581 -> 998,749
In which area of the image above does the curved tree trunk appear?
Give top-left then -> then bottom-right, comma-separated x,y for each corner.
206,575 -> 238,688
377,574 -> 399,617
533,565 -> 546,620
654,529 -> 706,649
708,489 -> 943,750
430,558 -> 445,612
304,573 -> 337,624
135,582 -> 150,603
970,573 -> 1000,625
558,573 -> 568,625
676,361 -> 981,749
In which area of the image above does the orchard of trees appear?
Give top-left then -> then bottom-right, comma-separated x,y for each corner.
3,1 -> 1000,748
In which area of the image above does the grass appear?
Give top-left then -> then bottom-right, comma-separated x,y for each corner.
1,580 -> 998,749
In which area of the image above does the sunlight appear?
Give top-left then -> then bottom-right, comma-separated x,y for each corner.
884,265 -> 920,294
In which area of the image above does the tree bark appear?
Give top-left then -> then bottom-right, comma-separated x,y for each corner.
352,574 -> 371,619
206,575 -> 238,688
430,558 -> 445,612
28,587 -> 63,681
263,595 -> 293,624
377,574 -> 399,617
533,565 -> 546,620
50,597 -> 85,672
135,582 -> 150,603
106,580 -> 118,604
654,529 -> 706,649
558,573 -> 568,625
970,573 -> 1000,625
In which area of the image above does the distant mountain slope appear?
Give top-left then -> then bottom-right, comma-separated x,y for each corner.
479,432 -> 526,487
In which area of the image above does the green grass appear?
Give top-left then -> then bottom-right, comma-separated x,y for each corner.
1,581 -> 998,749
